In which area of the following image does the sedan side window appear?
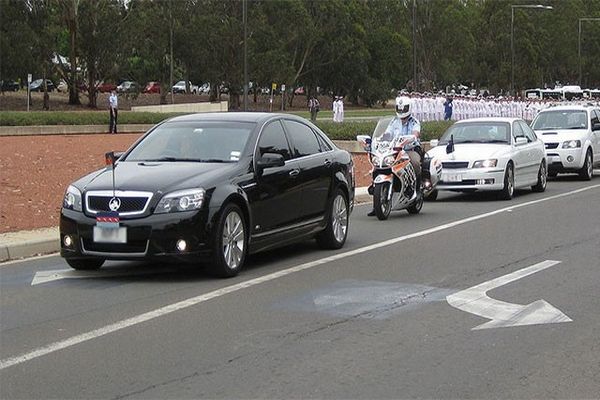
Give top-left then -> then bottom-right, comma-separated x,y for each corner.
512,121 -> 525,140
258,121 -> 292,160
591,110 -> 600,125
519,121 -> 537,142
283,120 -> 322,158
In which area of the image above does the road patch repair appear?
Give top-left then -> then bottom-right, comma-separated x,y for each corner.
273,279 -> 453,319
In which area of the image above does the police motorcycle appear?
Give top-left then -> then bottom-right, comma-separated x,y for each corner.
357,116 -> 442,220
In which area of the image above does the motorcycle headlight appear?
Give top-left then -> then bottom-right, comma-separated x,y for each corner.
383,155 -> 396,166
472,159 -> 498,168
562,140 -> 581,149
63,185 -> 82,212
155,188 -> 205,214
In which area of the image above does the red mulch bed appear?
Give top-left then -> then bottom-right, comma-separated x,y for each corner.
0,134 -> 370,234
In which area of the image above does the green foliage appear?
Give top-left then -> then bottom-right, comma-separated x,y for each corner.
3,0 -> 600,108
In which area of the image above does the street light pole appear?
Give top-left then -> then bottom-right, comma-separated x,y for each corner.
578,18 -> 600,86
412,0 -> 417,92
510,4 -> 553,95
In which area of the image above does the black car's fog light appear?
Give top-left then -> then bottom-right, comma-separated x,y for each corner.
63,235 -> 73,247
176,239 -> 187,252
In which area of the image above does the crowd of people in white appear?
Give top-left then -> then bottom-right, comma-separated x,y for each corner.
406,93 -> 600,122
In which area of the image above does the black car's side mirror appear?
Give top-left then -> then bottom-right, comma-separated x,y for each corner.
257,153 -> 285,170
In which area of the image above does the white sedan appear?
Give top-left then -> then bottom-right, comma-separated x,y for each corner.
426,117 -> 547,200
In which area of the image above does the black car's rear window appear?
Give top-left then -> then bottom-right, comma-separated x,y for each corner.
126,121 -> 255,163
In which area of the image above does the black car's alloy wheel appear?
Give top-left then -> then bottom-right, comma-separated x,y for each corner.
212,203 -> 246,278
317,189 -> 348,249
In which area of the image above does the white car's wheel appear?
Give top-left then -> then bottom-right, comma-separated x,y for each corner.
531,161 -> 547,192
579,149 -> 593,181
499,163 -> 514,200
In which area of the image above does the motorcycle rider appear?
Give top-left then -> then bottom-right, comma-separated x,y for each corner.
368,96 -> 423,216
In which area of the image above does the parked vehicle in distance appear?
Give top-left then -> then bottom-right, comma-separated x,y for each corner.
531,104 -> 600,180
198,83 -> 210,94
426,117 -> 547,200
1,80 -> 20,92
117,81 -> 139,93
29,79 -> 56,92
143,81 -> 161,94
97,81 -> 117,93
60,112 -> 354,277
172,80 -> 198,94
57,80 -> 68,92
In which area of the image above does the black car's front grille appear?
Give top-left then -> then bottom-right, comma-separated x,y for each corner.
442,161 -> 469,169
85,191 -> 153,215
88,196 -> 148,212
545,143 -> 559,149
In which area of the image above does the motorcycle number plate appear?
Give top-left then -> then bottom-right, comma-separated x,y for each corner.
443,173 -> 462,183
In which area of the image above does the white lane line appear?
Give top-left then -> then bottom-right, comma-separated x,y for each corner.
1,184 -> 599,370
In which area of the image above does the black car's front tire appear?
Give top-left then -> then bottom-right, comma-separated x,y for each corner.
66,258 -> 105,270
317,188 -> 349,249
211,203 -> 247,278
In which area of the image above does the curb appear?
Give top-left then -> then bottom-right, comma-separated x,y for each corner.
0,189 -> 371,264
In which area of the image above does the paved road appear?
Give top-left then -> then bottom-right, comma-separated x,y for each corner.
1,176 -> 599,399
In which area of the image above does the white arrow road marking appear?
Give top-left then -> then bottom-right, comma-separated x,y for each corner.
31,267 -> 175,286
447,260 -> 572,330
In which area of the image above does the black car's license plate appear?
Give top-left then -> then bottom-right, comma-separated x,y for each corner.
93,226 -> 127,243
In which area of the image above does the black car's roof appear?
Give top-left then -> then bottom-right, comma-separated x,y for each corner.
165,112 -> 305,125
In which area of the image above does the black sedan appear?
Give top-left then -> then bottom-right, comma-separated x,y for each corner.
60,112 -> 355,277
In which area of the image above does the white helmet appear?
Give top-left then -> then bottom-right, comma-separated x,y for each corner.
395,96 -> 412,118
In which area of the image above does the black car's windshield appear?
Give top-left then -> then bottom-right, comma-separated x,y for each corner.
126,121 -> 255,162
439,122 -> 510,145
532,110 -> 588,130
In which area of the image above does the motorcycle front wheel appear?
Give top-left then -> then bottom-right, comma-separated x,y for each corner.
373,182 -> 392,220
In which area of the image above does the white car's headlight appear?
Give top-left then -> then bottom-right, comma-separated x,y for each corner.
472,159 -> 498,168
562,140 -> 581,149
63,185 -> 82,212
155,188 -> 205,214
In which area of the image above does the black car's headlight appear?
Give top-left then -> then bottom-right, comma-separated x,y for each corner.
155,188 -> 205,214
63,185 -> 82,212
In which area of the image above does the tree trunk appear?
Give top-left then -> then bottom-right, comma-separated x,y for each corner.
68,2 -> 81,105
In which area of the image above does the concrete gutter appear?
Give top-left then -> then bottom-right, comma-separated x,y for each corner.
0,188 -> 371,263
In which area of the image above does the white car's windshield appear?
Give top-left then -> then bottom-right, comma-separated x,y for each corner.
439,122 -> 510,144
532,110 -> 588,130
126,121 -> 255,163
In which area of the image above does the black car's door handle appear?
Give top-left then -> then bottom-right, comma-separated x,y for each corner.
289,169 -> 300,178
